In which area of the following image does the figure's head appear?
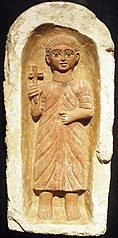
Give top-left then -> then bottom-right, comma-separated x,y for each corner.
45,34 -> 80,73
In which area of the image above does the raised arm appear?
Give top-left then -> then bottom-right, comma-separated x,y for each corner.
28,82 -> 42,122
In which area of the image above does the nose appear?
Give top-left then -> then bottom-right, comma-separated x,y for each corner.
60,53 -> 66,61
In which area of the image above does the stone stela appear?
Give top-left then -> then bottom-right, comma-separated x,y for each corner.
4,2 -> 114,236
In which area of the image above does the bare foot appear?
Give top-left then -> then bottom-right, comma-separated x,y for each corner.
65,193 -> 81,221
37,191 -> 53,220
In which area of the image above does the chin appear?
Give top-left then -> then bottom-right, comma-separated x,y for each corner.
59,66 -> 69,72
59,69 -> 69,73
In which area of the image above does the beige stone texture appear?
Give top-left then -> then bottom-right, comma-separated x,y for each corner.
4,2 -> 114,236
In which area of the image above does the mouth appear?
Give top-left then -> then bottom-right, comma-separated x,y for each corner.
60,63 -> 67,67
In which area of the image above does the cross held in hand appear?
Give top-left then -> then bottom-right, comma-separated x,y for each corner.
28,65 -> 44,83
28,65 -> 44,104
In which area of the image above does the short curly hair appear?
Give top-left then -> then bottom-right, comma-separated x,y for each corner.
45,34 -> 80,53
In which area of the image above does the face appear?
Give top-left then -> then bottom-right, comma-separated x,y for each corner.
46,44 -> 80,73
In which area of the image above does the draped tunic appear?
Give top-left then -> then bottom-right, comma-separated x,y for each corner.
33,79 -> 93,193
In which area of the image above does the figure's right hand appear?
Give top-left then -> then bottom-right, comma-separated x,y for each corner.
28,83 -> 39,100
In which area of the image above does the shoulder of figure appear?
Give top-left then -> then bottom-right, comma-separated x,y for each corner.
40,80 -> 54,93
78,78 -> 92,91
71,78 -> 90,88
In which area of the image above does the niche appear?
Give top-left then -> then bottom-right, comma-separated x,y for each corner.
21,23 -> 100,224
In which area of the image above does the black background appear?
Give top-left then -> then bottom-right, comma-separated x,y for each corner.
0,1 -> 118,238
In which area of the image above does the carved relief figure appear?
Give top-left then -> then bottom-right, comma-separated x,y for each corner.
28,34 -> 93,221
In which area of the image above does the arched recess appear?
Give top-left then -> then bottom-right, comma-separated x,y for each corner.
21,23 -> 100,222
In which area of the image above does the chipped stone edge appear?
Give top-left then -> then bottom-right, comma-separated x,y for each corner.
4,2 -> 114,236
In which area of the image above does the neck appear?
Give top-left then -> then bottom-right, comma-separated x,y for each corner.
52,70 -> 73,83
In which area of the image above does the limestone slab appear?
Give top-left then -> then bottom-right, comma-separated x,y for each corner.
4,2 -> 114,236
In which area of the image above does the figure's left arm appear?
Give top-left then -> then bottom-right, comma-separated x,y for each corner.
59,81 -> 94,125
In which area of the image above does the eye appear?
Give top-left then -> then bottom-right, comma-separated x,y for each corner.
65,51 -> 74,58
52,51 -> 61,58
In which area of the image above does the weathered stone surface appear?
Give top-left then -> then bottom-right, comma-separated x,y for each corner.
4,2 -> 114,236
